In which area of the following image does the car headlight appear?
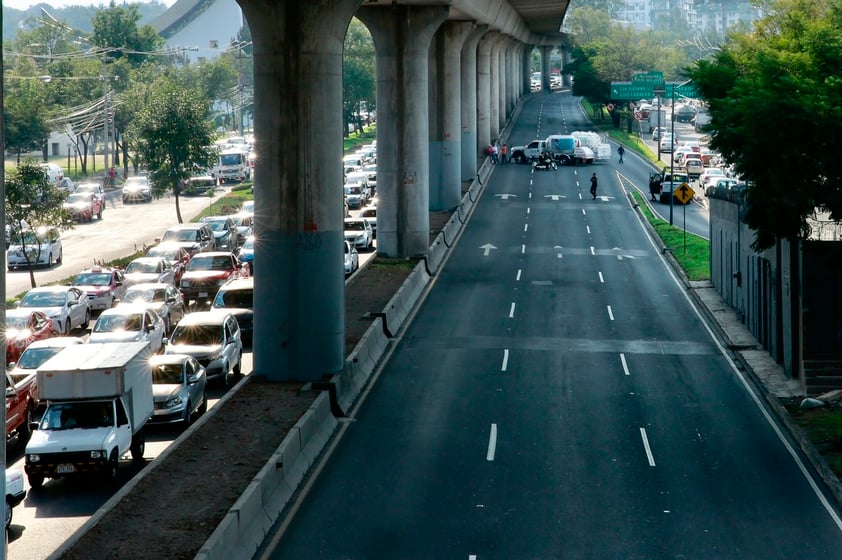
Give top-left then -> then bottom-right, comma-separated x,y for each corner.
208,349 -> 222,361
28,454 -> 40,463
90,450 -> 103,459
166,396 -> 184,408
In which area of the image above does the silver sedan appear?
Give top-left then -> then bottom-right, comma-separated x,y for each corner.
149,354 -> 207,425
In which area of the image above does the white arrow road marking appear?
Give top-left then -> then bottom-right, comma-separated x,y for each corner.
495,194 -> 517,200
597,195 -> 614,201
544,194 -> 567,200
480,244 -> 497,256
554,245 -> 564,259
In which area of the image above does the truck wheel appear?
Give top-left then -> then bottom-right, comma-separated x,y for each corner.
130,432 -> 145,462
20,404 -> 34,443
108,453 -> 120,482
27,474 -> 44,489
514,153 -> 526,164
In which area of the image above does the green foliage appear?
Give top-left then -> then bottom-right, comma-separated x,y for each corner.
90,2 -> 165,66
130,76 -> 216,199
344,18 -> 376,133
631,191 -> 711,281
3,79 -> 50,157
191,193 -> 252,221
688,0 -> 842,250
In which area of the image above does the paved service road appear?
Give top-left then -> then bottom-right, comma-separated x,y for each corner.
258,93 -> 842,558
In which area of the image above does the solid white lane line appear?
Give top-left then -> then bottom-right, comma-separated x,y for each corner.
524,224 -> 528,232
607,305 -> 615,321
598,271 -> 604,283
501,349 -> 509,371
516,269 -> 522,281
487,424 -> 498,461
509,302 -> 516,318
521,244 -> 526,254
620,353 -> 630,376
640,428 -> 656,466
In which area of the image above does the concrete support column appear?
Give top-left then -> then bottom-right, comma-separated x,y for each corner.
504,41 -> 514,119
540,45 -> 552,92
521,45 -> 532,97
476,32 -> 495,152
429,21 -> 474,211
562,47 -> 572,87
496,39 -> 508,131
241,0 -> 358,382
489,33 -> 504,142
357,5 -> 449,258
461,25 -> 487,180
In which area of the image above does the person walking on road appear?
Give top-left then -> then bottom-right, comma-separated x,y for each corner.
590,173 -> 598,199
617,145 -> 625,164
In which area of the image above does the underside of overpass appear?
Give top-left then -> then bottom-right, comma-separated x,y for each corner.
230,0 -> 571,383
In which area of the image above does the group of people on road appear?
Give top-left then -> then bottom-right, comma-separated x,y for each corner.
486,141 -> 509,164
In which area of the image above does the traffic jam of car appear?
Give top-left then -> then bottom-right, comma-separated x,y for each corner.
2,137 -> 376,534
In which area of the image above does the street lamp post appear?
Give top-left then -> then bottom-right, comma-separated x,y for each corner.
668,79 -> 693,226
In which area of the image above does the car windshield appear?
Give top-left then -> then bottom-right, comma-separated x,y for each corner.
204,221 -> 227,232
126,260 -> 161,274
214,289 -> 253,309
242,238 -> 254,250
153,363 -> 185,385
74,273 -> 112,286
124,288 -> 167,303
147,247 -> 178,261
230,216 -> 246,226
11,231 -> 43,245
16,346 -> 64,369
93,313 -> 142,333
41,401 -> 114,430
162,230 -> 197,242
19,291 -> 65,307
345,221 -> 367,232
188,256 -> 233,271
66,193 -> 90,204
6,316 -> 31,329
170,324 -> 222,345
345,186 -> 363,195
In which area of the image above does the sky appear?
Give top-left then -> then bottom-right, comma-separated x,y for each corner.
2,0 -> 176,10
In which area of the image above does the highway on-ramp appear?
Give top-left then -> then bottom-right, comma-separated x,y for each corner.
258,93 -> 842,559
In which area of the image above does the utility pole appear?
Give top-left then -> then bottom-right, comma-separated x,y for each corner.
102,53 -> 110,178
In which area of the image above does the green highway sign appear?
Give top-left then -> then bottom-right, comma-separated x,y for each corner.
610,82 -> 654,101
632,71 -> 664,84
665,82 -> 698,99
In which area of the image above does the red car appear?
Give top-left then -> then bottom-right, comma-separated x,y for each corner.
63,192 -> 104,222
5,309 -> 56,365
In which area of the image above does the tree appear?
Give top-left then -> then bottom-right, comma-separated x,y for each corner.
343,18 -> 375,136
5,160 -> 72,288
90,2 -> 165,66
130,77 -> 216,223
688,0 -> 842,250
3,78 -> 51,159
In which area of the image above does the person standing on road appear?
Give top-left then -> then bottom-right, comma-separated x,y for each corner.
491,143 -> 499,164
500,144 -> 508,164
617,145 -> 625,164
590,173 -> 598,199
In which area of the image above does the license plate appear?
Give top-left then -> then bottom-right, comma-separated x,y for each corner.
198,292 -> 208,298
56,464 -> 75,474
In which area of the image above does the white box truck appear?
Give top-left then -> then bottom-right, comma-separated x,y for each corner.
24,341 -> 153,488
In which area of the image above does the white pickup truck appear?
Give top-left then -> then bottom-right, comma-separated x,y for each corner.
24,341 -> 154,488
659,170 -> 692,204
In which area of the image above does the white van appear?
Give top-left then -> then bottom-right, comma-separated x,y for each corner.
39,163 -> 63,186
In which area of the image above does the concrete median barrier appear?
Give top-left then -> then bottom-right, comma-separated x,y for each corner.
382,262 -> 430,336
195,392 -> 337,560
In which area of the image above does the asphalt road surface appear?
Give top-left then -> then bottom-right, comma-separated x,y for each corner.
257,93 -> 842,559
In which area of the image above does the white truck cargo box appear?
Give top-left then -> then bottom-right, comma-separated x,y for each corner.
37,342 -> 153,428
